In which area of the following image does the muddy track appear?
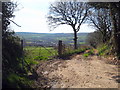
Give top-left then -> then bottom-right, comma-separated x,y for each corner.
35,54 -> 119,88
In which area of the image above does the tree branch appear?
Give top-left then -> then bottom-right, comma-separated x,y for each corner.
8,18 -> 21,27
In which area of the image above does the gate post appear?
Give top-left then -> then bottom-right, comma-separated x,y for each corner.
21,39 -> 24,71
58,40 -> 62,57
21,39 -> 23,51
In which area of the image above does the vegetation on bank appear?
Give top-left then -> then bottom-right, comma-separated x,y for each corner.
59,45 -> 90,59
97,44 -> 111,56
2,2 -> 37,89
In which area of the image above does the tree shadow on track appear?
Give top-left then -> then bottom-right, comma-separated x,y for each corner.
112,75 -> 120,83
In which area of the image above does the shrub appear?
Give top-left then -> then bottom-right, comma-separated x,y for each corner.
7,73 -> 33,88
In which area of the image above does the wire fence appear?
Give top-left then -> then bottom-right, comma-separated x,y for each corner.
17,40 -> 58,63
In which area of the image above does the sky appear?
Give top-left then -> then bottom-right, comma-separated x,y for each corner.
11,0 -> 95,33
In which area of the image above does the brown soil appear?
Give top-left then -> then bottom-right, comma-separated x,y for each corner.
35,54 -> 119,88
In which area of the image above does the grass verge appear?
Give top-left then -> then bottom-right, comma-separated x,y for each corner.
60,47 -> 89,59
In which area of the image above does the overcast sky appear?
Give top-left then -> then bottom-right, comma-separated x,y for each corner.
11,0 -> 95,33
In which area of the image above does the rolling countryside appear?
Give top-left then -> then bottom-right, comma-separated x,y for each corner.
15,32 -> 88,46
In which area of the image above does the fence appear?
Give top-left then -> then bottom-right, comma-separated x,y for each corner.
20,39 -> 58,60
19,39 -> 59,73
20,40 -> 73,59
20,39 -> 88,60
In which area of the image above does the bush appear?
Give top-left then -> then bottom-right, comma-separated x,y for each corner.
86,31 -> 103,48
2,2 -> 36,88
6,73 -> 33,88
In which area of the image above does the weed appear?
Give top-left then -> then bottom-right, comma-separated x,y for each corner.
97,44 -> 109,56
83,53 -> 89,57
83,49 -> 94,57
33,56 -> 48,60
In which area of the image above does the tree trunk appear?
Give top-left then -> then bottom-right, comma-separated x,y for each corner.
117,2 -> 120,59
74,31 -> 78,49
109,3 -> 120,59
102,30 -> 107,43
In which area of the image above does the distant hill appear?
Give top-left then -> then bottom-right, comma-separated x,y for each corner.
15,32 -> 88,46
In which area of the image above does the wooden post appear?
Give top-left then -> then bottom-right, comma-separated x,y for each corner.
21,39 -> 24,71
21,40 -> 23,51
58,40 -> 62,57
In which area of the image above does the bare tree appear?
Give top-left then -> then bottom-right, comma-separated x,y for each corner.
88,2 -> 120,59
88,7 -> 112,43
86,31 -> 102,48
47,1 -> 90,49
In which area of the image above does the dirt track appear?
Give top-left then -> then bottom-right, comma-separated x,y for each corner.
35,54 -> 119,88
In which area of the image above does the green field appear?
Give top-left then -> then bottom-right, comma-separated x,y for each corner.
24,46 -> 57,62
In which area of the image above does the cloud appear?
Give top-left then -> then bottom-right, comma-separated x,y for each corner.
11,0 -> 95,33
12,8 -> 49,32
11,0 -> 50,33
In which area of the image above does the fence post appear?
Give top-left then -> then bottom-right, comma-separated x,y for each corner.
58,40 -> 62,57
21,39 -> 24,71
21,39 -> 23,51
